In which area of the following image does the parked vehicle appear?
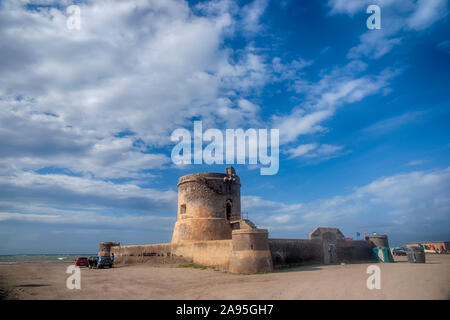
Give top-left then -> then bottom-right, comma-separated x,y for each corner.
406,246 -> 426,263
88,256 -> 98,269
392,247 -> 407,256
97,256 -> 113,268
75,257 -> 89,267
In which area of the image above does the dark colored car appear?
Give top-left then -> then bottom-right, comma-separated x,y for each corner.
88,256 -> 98,269
75,257 -> 89,267
97,256 -> 113,268
392,247 -> 407,256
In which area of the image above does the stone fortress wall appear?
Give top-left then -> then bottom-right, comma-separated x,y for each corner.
99,167 -> 390,274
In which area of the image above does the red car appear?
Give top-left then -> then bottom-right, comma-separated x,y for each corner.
75,257 -> 89,267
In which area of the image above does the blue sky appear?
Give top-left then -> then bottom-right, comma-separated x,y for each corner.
0,0 -> 449,254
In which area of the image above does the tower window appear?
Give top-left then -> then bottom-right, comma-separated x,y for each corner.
226,200 -> 232,220
180,204 -> 186,215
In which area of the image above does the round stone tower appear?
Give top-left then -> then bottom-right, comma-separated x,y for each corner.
366,234 -> 390,248
229,229 -> 273,274
98,241 -> 120,257
366,234 -> 394,262
171,166 -> 241,244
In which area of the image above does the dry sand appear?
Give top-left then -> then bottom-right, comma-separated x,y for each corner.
1,255 -> 449,300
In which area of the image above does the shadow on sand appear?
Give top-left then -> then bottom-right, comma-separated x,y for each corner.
15,284 -> 51,288
273,264 -> 323,273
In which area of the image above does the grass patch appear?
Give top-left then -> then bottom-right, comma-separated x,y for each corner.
178,263 -> 209,270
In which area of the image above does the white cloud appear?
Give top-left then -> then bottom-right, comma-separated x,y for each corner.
241,195 -> 303,228
328,0 -> 396,16
273,61 -> 395,144
0,0 -> 273,159
271,56 -> 313,81
0,1 -> 328,250
9,167 -> 448,243
362,111 -> 425,135
0,0 -> 295,216
273,109 -> 332,144
0,169 -> 178,221
407,0 -> 448,30
245,167 -> 450,240
285,143 -> 346,161
0,104 -> 171,178
0,170 -> 176,201
437,39 -> 450,53
285,143 -> 318,158
240,0 -> 269,35
0,210 -> 174,230
347,32 -> 402,60
309,144 -> 345,158
0,212 -> 60,223
328,0 -> 448,59
406,159 -> 428,166
0,166 -> 178,247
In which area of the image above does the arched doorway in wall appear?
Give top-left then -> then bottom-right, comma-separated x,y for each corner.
226,199 -> 233,221
322,232 -> 337,264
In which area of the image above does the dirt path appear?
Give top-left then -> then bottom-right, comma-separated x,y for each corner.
1,255 -> 449,300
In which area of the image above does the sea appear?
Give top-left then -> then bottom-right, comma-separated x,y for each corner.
0,254 -> 96,265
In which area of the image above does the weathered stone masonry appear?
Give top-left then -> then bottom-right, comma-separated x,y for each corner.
100,167 -> 390,274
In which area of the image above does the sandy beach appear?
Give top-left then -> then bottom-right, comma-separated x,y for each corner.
0,255 -> 449,300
